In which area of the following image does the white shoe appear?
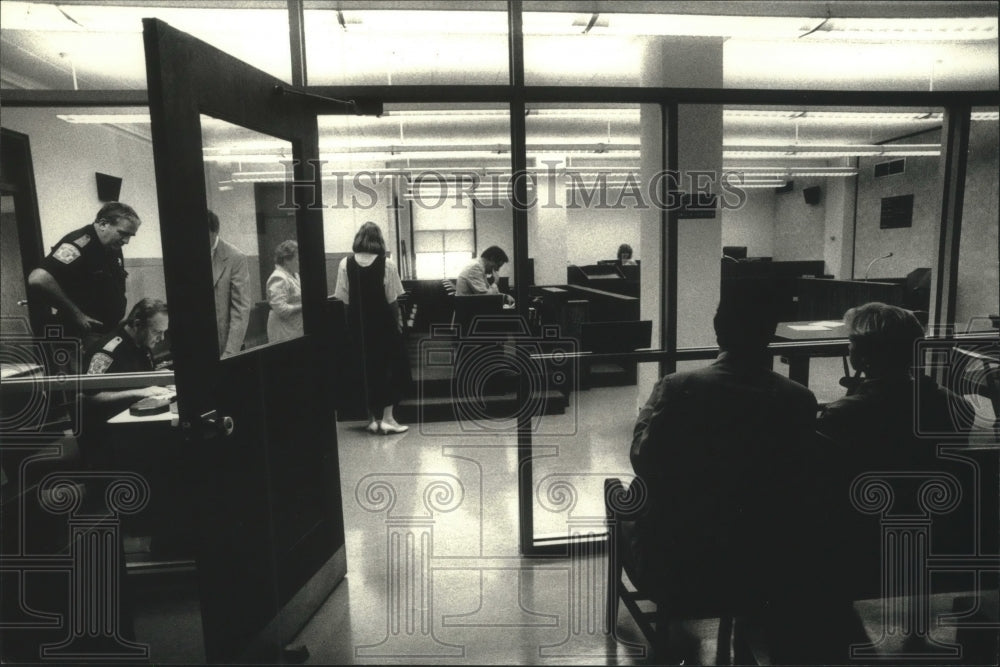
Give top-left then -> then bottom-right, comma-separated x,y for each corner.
379,421 -> 409,434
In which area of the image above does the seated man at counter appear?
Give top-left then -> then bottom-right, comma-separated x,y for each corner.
79,298 -> 174,467
817,302 -> 977,590
456,246 -> 515,306
625,288 -> 862,662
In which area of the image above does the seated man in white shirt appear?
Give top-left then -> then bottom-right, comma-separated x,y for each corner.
456,246 -> 514,306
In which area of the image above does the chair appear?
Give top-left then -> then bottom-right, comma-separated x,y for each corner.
604,478 -> 746,664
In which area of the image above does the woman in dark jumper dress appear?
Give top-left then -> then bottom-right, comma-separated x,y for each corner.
333,222 -> 411,434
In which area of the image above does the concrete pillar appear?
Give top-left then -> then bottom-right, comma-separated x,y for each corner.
639,37 -> 724,350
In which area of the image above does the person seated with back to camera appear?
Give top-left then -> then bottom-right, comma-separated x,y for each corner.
456,245 -> 515,306
625,285 -> 868,663
816,302 -> 976,595
624,285 -> 849,662
818,301 -> 973,465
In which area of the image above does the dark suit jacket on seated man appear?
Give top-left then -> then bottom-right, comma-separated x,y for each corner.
817,302 -> 978,594
628,291 -> 817,609
623,288 -> 864,662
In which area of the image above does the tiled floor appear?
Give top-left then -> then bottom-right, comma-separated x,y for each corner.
130,355 -> 999,664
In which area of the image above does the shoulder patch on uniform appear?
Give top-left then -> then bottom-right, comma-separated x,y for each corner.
52,243 -> 81,264
87,352 -> 113,374
102,336 -> 123,353
73,234 -> 91,248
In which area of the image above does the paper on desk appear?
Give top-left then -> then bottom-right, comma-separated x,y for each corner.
810,321 -> 844,327
788,324 -> 832,331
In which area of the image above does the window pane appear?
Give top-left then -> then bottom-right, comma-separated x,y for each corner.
522,2 -> 998,90
413,231 -> 444,253
720,103 -> 948,404
304,5 -> 508,86
317,103 -> 507,283
415,252 -> 445,279
444,252 -> 474,279
526,102 -> 656,349
443,230 -> 474,252
0,2 -> 291,89
201,116 -> 305,354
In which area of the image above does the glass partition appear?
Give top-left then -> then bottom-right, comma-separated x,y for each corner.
0,2 -> 291,89
304,4 -> 508,86
522,2 -> 998,91
711,104 -> 950,404
200,115 -> 303,354
317,103 -> 511,288
524,102 -> 658,384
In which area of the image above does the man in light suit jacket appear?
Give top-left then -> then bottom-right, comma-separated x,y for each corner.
208,210 -> 251,357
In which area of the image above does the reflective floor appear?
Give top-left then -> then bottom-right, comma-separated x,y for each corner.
130,354 -> 998,664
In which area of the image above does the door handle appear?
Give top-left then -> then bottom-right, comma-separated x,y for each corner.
199,409 -> 235,438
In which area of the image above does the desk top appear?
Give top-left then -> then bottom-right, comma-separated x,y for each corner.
108,398 -> 178,426
774,320 -> 847,341
0,362 -> 43,380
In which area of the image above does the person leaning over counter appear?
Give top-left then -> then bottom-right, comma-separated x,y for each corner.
456,245 -> 515,306
78,298 -> 174,467
28,202 -> 141,350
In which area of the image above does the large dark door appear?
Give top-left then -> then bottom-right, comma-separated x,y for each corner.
142,19 -> 344,662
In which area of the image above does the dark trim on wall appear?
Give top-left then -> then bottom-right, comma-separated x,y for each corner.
5,87 -> 996,110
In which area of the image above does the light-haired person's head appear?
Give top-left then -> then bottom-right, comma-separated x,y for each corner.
125,298 -> 168,350
353,222 -> 386,255
274,240 -> 299,268
845,302 -> 924,378
93,202 -> 141,250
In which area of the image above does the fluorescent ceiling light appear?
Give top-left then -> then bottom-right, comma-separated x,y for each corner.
724,143 -> 941,158
522,12 -> 997,41
57,113 -> 150,124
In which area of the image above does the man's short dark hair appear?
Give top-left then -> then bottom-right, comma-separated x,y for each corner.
481,246 -> 508,265
207,209 -> 220,234
126,298 -> 168,328
94,202 -> 139,227
713,283 -> 779,354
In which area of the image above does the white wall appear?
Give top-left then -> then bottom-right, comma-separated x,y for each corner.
564,205 -> 641,267
1,107 -> 162,258
721,189 -> 775,258
773,177 -> 827,262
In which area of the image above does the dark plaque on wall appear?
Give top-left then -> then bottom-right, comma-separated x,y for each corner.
879,193 -> 914,229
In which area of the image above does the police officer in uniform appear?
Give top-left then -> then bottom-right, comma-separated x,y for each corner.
79,298 -> 172,464
28,202 -> 141,351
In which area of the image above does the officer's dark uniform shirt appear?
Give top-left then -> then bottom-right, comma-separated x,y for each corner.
39,224 -> 127,335
86,325 -> 154,375
77,326 -> 153,466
